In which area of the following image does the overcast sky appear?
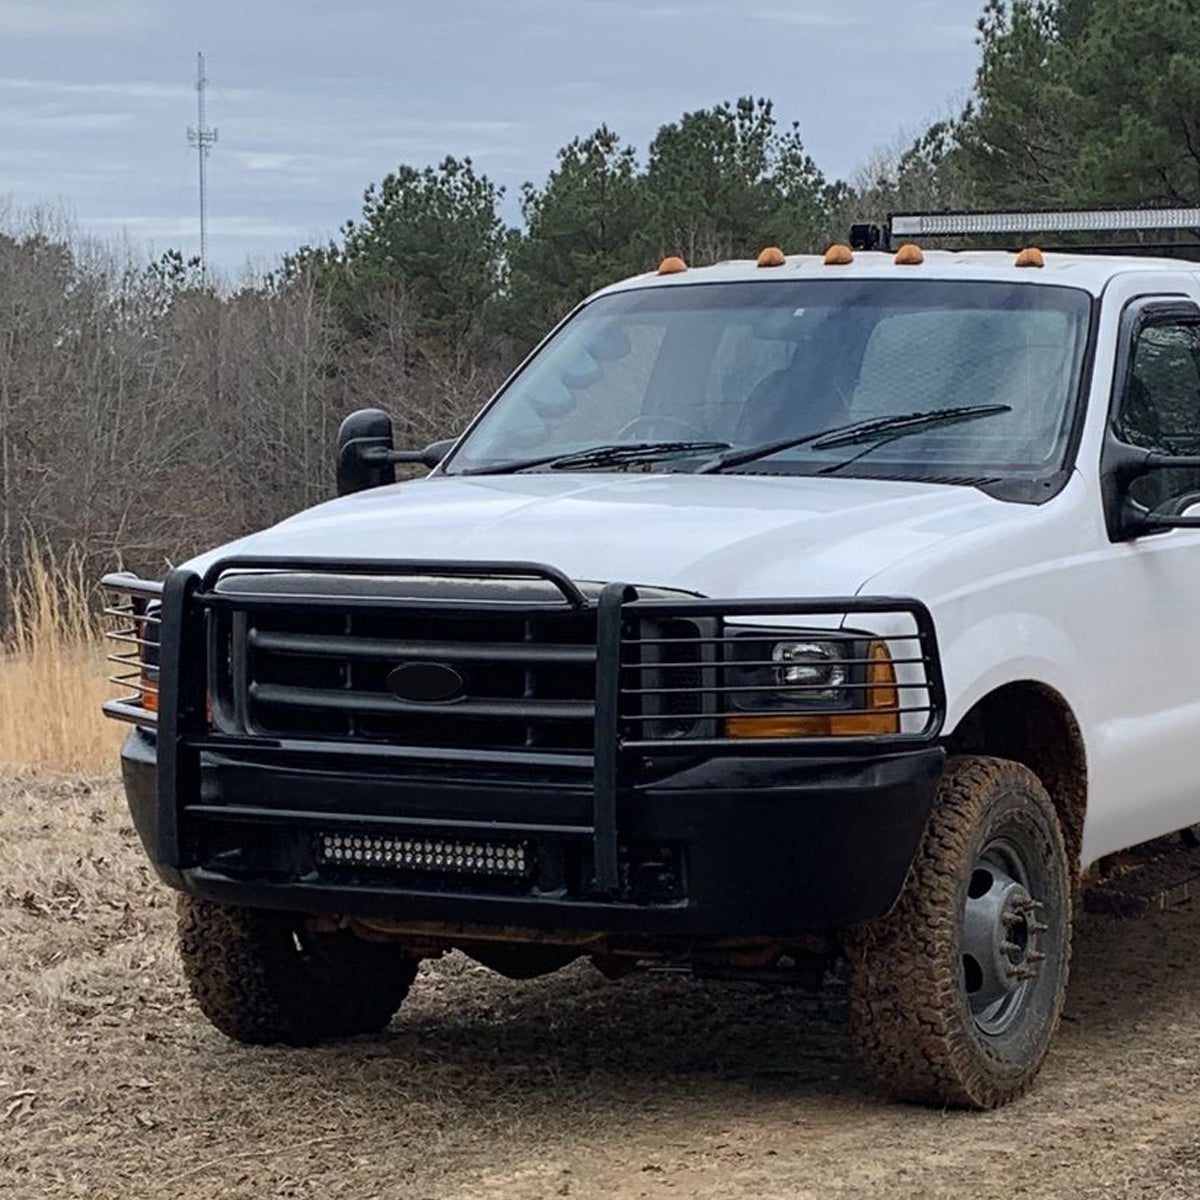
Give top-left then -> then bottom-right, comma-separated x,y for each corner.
1,0 -> 980,279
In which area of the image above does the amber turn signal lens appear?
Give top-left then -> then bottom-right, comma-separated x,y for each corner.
824,243 -> 854,266
866,638 -> 899,713
657,256 -> 688,275
141,680 -> 159,713
726,715 -> 829,738
725,711 -> 901,738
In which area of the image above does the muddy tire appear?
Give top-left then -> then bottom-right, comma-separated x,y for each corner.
178,897 -> 418,1046
845,755 -> 1072,1109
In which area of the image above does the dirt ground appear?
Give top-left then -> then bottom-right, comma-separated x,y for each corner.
3,771 -> 1200,1200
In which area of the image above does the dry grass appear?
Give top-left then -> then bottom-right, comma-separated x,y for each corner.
0,546 -> 123,773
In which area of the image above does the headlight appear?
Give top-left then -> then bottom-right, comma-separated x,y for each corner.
725,632 -> 900,738
727,633 -> 853,711
771,640 -> 848,699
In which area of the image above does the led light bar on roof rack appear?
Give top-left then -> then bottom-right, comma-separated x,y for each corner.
891,208 -> 1200,238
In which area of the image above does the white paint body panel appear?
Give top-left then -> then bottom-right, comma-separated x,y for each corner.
189,473 -> 1017,600
182,254 -> 1200,869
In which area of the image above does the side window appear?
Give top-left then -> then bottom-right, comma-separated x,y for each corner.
1118,320 -> 1200,511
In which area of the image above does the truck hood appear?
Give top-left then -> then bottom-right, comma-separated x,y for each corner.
186,473 -> 1022,598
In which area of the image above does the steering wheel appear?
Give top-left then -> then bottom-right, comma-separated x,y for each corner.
616,413 -> 710,441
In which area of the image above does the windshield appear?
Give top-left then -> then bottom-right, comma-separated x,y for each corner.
446,279 -> 1093,484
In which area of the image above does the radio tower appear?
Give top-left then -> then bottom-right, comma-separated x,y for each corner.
186,52 -> 218,285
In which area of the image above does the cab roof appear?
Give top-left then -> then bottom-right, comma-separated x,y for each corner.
596,250 -> 1196,302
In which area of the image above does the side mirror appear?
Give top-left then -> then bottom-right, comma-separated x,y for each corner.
336,409 -> 458,497
337,408 -> 396,496
1102,434 -> 1200,539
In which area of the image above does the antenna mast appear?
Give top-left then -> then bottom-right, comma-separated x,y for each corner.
186,52 -> 218,284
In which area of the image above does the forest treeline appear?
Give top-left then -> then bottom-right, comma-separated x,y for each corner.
1,0 -> 1197,617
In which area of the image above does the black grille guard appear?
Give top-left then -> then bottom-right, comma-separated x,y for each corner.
103,557 -> 946,894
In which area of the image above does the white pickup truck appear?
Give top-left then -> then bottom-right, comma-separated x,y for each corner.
103,208 -> 1200,1109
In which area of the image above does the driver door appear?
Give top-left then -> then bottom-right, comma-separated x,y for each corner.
1093,299 -> 1200,847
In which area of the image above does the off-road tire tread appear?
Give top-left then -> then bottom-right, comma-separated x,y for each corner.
178,897 -> 418,1046
845,755 -> 1072,1110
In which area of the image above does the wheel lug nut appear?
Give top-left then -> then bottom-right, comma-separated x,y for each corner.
1029,921 -> 1049,934
1000,940 -> 1021,954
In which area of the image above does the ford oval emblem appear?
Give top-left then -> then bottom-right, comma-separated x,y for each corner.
386,661 -> 465,704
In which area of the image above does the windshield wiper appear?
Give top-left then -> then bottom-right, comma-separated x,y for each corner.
698,405 -> 1013,473
462,440 -> 731,476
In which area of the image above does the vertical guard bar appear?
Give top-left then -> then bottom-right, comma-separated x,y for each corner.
593,582 -> 636,893
912,601 -> 946,737
155,568 -> 204,866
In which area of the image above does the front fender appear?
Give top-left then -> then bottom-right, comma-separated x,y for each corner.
937,610 -> 1090,739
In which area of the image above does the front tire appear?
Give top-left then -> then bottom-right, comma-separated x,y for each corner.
178,897 -> 418,1046
845,755 -> 1072,1109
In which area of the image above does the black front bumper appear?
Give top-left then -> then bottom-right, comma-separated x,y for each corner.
122,729 -> 943,936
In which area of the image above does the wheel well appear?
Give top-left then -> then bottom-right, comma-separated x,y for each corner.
943,682 -> 1087,876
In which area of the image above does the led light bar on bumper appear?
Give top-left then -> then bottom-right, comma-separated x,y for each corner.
316,832 -> 532,878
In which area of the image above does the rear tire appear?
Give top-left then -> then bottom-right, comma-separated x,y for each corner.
178,897 -> 418,1046
845,755 -> 1072,1109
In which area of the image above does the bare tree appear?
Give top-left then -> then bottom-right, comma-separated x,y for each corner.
0,208 -> 509,627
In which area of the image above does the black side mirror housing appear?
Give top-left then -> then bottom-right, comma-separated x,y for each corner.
1101,432 -> 1200,540
337,408 -> 397,496
336,409 -> 458,497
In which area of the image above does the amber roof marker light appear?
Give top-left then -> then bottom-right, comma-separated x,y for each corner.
657,256 -> 688,275
757,246 -> 786,268
824,244 -> 854,266
1015,247 -> 1045,268
894,243 -> 925,266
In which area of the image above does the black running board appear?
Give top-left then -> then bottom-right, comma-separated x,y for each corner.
1083,838 -> 1200,917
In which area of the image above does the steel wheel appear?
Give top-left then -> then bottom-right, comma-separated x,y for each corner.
962,836 -> 1050,1036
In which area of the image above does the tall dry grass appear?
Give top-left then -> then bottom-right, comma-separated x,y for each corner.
0,545 -> 124,772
